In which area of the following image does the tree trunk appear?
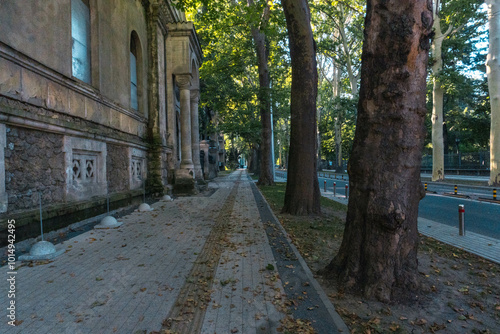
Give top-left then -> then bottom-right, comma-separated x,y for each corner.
248,146 -> 259,174
431,3 -> 454,181
317,93 -> 322,170
323,0 -> 433,302
281,0 -> 321,215
487,0 -> 500,186
431,12 -> 445,181
335,114 -> 343,171
333,66 -> 343,171
248,0 -> 273,186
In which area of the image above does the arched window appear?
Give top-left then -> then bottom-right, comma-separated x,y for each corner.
71,0 -> 91,84
130,32 -> 141,111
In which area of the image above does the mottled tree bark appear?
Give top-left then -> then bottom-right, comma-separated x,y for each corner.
281,0 -> 321,215
431,3 -> 452,181
487,0 -> 500,186
323,0 -> 433,302
248,0 -> 273,186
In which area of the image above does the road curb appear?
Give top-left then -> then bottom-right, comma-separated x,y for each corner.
252,182 -> 350,333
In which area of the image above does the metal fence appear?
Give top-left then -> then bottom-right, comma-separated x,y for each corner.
421,152 -> 490,172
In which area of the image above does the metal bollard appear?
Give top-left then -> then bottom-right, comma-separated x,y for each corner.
39,191 -> 44,241
324,180 -> 326,192
424,183 -> 427,192
454,185 -> 458,195
345,185 -> 348,199
333,182 -> 336,197
458,205 -> 465,236
494,189 -> 497,201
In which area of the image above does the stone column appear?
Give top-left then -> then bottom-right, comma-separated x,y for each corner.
177,75 -> 194,171
190,89 -> 202,180
174,75 -> 196,194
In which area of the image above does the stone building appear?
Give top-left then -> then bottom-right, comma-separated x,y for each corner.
0,0 -> 203,244
200,135 -> 226,180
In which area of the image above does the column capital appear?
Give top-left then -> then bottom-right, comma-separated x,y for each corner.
175,74 -> 192,90
190,89 -> 200,103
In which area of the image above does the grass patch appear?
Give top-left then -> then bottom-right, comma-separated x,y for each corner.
260,182 -> 347,213
257,181 -> 500,334
258,182 -> 286,211
258,182 -> 346,269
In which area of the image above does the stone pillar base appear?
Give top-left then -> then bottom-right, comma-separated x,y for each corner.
173,169 -> 197,195
195,166 -> 203,181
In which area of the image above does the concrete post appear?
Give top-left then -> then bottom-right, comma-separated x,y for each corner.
190,89 -> 202,180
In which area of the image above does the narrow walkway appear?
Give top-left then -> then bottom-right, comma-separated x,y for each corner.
0,170 -> 348,334
418,217 -> 500,265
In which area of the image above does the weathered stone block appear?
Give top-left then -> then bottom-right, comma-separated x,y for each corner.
109,108 -> 121,130
173,168 -> 196,195
107,144 -> 129,193
47,80 -> 69,114
120,114 -> 131,134
0,58 -> 22,99
21,69 -> 48,107
85,98 -> 108,125
68,89 -> 86,118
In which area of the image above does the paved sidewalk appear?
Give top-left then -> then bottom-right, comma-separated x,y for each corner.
1,170 -> 348,334
418,218 -> 500,265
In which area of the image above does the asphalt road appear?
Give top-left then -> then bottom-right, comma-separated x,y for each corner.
419,194 -> 500,239
283,172 -> 500,240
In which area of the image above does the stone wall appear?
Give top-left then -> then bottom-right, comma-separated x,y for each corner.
107,144 -> 130,193
4,126 -> 65,212
0,0 -> 202,242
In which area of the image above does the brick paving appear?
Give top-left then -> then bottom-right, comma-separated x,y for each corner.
1,170 -> 348,334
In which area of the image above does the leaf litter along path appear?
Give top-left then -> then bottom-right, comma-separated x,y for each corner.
259,182 -> 500,334
162,171 -> 346,334
1,170 -> 343,334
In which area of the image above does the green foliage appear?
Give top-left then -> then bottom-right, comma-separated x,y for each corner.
317,81 -> 357,161
178,0 -> 490,166
177,0 -> 291,164
311,0 -> 364,93
426,1 -> 489,154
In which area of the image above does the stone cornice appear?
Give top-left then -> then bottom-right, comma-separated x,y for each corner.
0,42 -> 147,124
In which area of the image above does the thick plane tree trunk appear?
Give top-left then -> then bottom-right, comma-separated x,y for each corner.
248,0 -> 273,186
323,0 -> 433,302
281,0 -> 321,215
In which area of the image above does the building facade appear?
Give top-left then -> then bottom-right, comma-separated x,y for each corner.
0,0 -> 203,244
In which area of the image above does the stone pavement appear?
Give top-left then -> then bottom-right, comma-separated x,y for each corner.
0,170 -> 348,334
